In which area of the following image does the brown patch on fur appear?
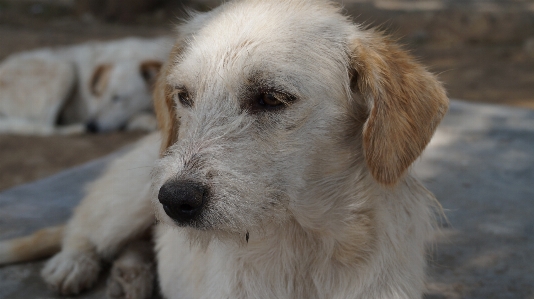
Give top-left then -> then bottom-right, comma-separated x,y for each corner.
350,32 -> 449,185
140,60 -> 163,90
90,64 -> 113,97
10,225 -> 64,263
154,43 -> 182,155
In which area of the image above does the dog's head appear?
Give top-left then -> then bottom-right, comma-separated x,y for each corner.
151,0 -> 448,241
85,60 -> 162,132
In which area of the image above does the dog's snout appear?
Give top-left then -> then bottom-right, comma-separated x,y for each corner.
158,180 -> 208,223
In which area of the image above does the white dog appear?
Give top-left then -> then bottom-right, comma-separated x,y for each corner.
0,1 -> 449,298
0,37 -> 172,135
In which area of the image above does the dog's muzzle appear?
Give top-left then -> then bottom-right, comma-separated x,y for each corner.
158,179 -> 208,224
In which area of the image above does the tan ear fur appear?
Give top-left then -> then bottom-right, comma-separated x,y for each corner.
140,60 -> 163,90
351,31 -> 449,185
154,44 -> 182,156
90,64 -> 113,97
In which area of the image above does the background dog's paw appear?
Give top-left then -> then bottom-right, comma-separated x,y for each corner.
106,259 -> 154,299
41,250 -> 101,295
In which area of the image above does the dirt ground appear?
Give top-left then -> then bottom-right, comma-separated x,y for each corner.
0,132 -> 145,190
1,0 -> 533,190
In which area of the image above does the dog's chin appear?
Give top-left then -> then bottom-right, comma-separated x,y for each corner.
153,202 -> 288,249
183,227 -> 252,249
153,203 -> 251,245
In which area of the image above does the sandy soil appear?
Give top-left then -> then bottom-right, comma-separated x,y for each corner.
0,0 -> 533,190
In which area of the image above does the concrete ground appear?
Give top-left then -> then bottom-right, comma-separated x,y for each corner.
416,101 -> 534,299
0,99 -> 533,298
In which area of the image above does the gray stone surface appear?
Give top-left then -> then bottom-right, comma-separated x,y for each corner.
417,101 -> 534,299
0,99 -> 533,299
0,149 -> 126,299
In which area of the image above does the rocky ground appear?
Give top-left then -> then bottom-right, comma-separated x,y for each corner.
0,0 -> 533,190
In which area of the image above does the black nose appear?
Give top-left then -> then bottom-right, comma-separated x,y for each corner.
86,121 -> 99,133
158,180 -> 208,223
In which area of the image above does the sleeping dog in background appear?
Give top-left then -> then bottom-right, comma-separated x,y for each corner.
0,37 -> 172,135
0,0 -> 448,298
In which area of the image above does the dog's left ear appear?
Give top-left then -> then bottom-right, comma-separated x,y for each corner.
140,60 -> 163,89
153,44 -> 182,156
90,64 -> 113,97
350,31 -> 449,185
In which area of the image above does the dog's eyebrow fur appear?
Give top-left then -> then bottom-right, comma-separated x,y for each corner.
246,70 -> 303,99
237,72 -> 301,114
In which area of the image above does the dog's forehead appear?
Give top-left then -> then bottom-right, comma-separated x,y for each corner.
169,0 -> 355,96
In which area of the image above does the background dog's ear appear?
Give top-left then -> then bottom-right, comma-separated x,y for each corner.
154,44 -> 182,156
350,31 -> 449,185
90,64 -> 113,97
140,60 -> 163,90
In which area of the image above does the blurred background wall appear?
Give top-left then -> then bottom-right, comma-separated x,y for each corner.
1,0 -> 532,107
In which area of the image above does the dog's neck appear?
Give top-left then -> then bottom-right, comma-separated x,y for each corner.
218,176 -> 432,298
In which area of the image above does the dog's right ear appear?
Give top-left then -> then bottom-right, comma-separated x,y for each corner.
154,44 -> 182,156
140,60 -> 163,90
90,64 -> 113,97
349,31 -> 449,185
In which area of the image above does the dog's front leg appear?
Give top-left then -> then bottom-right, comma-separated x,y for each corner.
41,229 -> 101,295
107,236 -> 155,299
41,133 -> 160,296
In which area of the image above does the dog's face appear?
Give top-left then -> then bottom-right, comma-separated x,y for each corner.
152,0 -> 448,241
85,60 -> 161,132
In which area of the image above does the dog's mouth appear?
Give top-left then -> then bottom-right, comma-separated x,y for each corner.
152,150 -> 292,240
161,203 -> 201,224
156,185 -> 289,234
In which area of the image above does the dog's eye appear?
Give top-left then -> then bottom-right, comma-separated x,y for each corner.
258,93 -> 283,107
251,91 -> 292,113
174,88 -> 192,108
112,95 -> 120,103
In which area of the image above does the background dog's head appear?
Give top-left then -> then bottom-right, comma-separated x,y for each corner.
151,0 -> 448,242
84,60 -> 162,132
